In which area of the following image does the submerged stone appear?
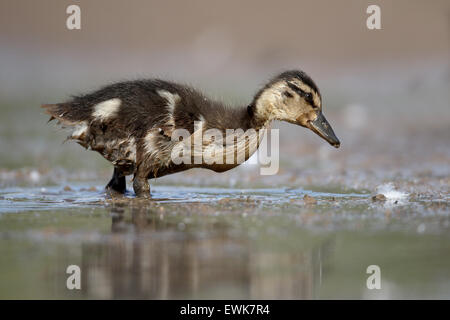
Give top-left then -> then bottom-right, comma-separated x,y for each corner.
372,194 -> 387,201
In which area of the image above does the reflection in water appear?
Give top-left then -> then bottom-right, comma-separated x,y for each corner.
79,205 -> 335,299
1,197 -> 449,299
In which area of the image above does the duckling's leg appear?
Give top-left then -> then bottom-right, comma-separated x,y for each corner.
133,175 -> 150,198
106,167 -> 126,194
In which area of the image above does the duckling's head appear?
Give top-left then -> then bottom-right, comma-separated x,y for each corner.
251,70 -> 340,148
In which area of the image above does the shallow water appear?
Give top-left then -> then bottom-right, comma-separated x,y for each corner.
0,71 -> 449,299
0,182 -> 449,299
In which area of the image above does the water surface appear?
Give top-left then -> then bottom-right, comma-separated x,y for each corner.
1,183 -> 449,299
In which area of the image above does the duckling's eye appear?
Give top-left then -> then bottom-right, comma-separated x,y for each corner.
283,91 -> 293,98
305,92 -> 312,100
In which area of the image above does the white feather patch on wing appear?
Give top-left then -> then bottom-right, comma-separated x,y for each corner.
92,98 -> 121,121
157,90 -> 180,127
157,90 -> 180,113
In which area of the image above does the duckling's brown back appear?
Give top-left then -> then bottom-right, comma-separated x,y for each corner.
42,79 -> 220,176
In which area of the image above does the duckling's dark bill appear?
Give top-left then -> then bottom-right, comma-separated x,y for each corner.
307,113 -> 340,148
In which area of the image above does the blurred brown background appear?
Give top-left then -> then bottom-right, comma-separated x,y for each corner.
0,0 -> 448,178
0,0 -> 448,97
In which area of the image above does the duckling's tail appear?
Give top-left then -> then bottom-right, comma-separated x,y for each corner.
41,103 -> 89,143
41,103 -> 73,125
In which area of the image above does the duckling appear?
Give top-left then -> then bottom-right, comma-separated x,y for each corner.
42,70 -> 340,198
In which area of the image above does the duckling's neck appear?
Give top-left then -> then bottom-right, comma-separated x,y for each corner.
235,104 -> 271,131
247,104 -> 271,130
201,99 -> 270,132
247,83 -> 286,129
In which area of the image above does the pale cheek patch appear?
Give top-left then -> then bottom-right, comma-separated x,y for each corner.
257,81 -> 309,121
92,98 -> 121,121
255,81 -> 287,120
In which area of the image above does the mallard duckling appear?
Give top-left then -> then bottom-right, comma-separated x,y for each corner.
42,70 -> 340,198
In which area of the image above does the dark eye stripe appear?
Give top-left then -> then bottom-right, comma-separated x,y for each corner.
283,90 -> 293,98
286,82 -> 316,107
